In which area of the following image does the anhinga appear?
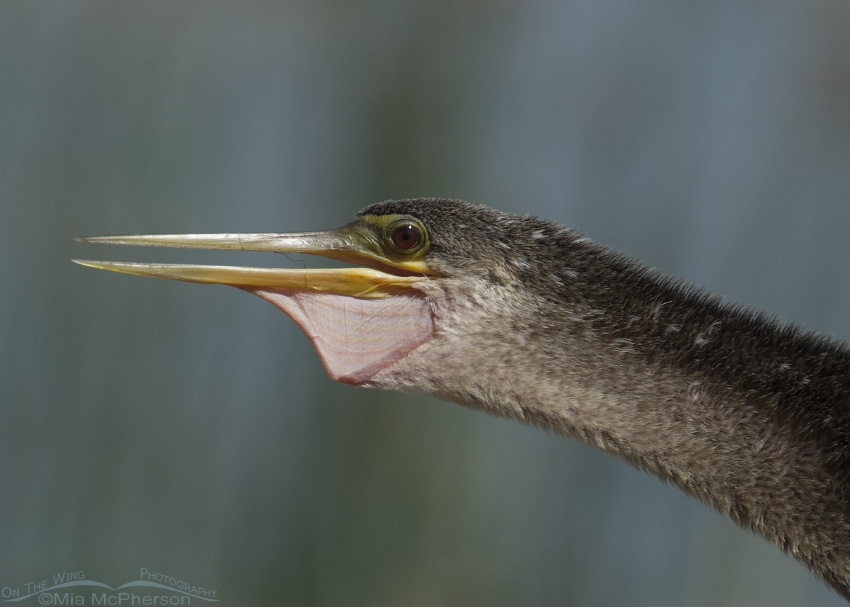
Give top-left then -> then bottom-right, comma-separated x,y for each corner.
75,198 -> 850,599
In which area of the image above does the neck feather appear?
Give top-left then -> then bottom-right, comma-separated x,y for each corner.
372,241 -> 850,598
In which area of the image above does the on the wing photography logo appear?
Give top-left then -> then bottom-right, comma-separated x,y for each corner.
2,569 -> 218,605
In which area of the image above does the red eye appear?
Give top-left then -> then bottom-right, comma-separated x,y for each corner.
391,224 -> 421,250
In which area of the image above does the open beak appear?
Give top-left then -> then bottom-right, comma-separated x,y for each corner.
74,224 -> 435,385
73,226 -> 428,298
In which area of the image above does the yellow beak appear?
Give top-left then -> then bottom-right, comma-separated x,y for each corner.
73,228 -> 428,298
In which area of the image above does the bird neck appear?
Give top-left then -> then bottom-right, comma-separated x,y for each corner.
373,250 -> 850,598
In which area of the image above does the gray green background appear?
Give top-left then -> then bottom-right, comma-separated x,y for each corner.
2,1 -> 849,605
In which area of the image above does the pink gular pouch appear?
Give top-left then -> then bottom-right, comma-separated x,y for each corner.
249,287 -> 432,385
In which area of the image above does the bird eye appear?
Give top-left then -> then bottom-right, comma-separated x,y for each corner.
389,223 -> 422,252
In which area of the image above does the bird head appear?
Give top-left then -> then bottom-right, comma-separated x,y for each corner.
75,199 -> 561,390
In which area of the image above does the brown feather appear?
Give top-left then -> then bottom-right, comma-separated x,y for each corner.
360,198 -> 850,599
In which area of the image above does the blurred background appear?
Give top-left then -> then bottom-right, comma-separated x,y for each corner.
1,1 -> 849,605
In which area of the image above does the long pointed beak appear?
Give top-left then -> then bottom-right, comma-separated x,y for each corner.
73,228 -> 428,298
78,231 -> 354,254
